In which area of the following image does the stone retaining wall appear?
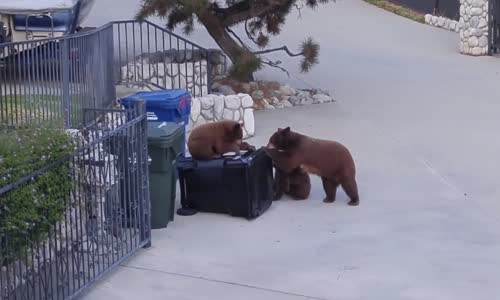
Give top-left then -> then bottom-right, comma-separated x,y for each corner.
120,49 -> 227,97
187,94 -> 255,139
425,14 -> 460,32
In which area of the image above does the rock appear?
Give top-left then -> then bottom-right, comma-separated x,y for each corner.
225,95 -> 241,110
460,5 -> 465,16
290,91 -> 313,106
218,84 -> 236,95
470,7 -> 482,15
243,109 -> 255,136
269,97 -> 280,104
463,42 -> 470,53
279,84 -> 296,96
465,6 -> 471,15
444,19 -> 450,29
464,30 -> 470,38
470,28 -> 483,36
211,82 -> 221,91
472,0 -> 483,7
241,83 -> 252,93
470,16 -> 479,27
432,15 -> 438,24
200,96 -> 214,110
479,17 -> 487,28
425,14 -> 432,24
450,21 -> 457,31
222,108 -> 234,120
471,47 -> 482,55
191,97 -> 201,122
201,108 -> 214,120
274,102 -> 285,109
282,100 -> 293,107
251,90 -> 265,101
249,82 -> 259,90
194,115 -> 207,127
234,109 -> 241,121
213,95 -> 224,120
280,95 -> 290,101
478,35 -> 488,47
313,94 -> 333,104
468,36 -> 479,47
241,95 -> 254,108
269,90 -> 282,98
253,101 -> 265,110
242,127 -> 248,139
437,16 -> 445,27
264,102 -> 275,109
300,97 -> 314,105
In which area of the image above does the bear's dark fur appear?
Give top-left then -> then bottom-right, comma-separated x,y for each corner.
265,127 -> 359,206
273,166 -> 311,200
187,120 -> 255,160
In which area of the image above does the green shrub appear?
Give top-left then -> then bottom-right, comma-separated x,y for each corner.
0,125 -> 76,264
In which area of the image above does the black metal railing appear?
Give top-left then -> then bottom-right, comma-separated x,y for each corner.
0,101 -> 150,300
0,24 -> 116,129
113,20 -> 227,98
489,0 -> 500,54
1,20 -> 228,129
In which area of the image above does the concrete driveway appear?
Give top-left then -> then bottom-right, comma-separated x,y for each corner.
81,0 -> 500,299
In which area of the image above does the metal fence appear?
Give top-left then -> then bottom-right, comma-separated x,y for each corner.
0,23 -> 116,129
0,20 -> 226,129
113,20 -> 227,98
489,0 -> 500,54
387,0 -> 459,20
0,101 -> 150,300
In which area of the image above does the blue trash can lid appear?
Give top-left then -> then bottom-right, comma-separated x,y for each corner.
121,89 -> 191,109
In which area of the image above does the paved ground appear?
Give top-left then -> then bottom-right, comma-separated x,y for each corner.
81,0 -> 500,299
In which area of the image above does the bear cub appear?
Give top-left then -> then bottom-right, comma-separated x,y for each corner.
273,166 -> 311,201
265,127 -> 359,206
187,120 -> 255,160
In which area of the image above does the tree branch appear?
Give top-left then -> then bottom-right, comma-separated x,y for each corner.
253,45 -> 303,57
225,26 -> 252,51
245,20 -> 259,45
220,0 -> 284,27
260,57 -> 290,77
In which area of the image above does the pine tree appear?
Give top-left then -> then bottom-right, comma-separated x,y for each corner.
137,0 -> 332,81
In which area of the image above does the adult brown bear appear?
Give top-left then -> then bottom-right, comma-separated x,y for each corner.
265,127 -> 359,206
273,166 -> 311,201
187,120 -> 255,160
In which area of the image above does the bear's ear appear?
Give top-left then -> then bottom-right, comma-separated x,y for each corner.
282,127 -> 291,134
232,123 -> 242,136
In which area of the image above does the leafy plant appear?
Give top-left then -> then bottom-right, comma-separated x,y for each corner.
0,125 -> 76,264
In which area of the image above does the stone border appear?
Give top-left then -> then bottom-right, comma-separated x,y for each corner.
211,81 -> 335,110
425,14 -> 460,32
459,0 -> 489,56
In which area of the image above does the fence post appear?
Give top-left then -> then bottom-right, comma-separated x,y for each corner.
459,0 -> 490,56
61,39 -> 71,127
206,50 -> 212,95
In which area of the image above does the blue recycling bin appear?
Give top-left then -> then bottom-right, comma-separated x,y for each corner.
121,89 -> 192,153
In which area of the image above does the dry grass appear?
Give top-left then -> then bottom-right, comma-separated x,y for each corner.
365,0 -> 426,24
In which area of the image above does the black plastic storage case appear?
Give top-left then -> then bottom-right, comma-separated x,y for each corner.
176,148 -> 273,219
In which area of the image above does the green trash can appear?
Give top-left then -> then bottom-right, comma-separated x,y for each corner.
147,121 -> 184,229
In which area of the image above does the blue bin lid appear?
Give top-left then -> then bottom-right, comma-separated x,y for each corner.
121,89 -> 191,110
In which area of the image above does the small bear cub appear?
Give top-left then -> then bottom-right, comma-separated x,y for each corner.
187,120 -> 255,160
